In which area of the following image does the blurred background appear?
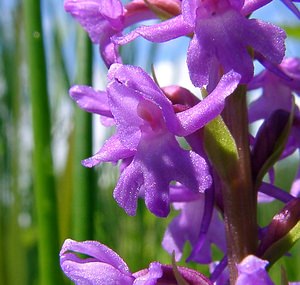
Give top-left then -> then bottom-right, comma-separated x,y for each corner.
0,0 -> 300,284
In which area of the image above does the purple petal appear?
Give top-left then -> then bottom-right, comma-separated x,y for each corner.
107,80 -> 143,150
108,63 -> 181,138
248,90 -> 292,123
133,262 -> 163,285
82,134 -> 135,167
98,0 -> 124,30
176,70 -> 241,135
113,160 -> 143,216
162,195 -> 226,263
186,33 -> 215,88
114,15 -> 192,45
60,239 -> 131,272
169,184 -> 202,203
246,19 -> 286,66
69,85 -> 113,118
248,57 -> 300,122
187,187 -> 216,263
99,32 -> 123,67
114,132 -> 211,217
64,0 -> 123,43
236,255 -> 275,285
188,9 -> 285,86
182,0 -> 199,27
60,239 -> 134,285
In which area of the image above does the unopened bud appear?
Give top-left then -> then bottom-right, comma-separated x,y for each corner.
258,198 -> 300,257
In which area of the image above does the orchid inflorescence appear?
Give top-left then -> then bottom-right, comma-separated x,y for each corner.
60,0 -> 300,284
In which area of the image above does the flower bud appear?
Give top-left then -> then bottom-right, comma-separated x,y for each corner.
258,198 -> 300,258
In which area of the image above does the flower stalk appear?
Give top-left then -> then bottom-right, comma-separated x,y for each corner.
221,85 -> 258,283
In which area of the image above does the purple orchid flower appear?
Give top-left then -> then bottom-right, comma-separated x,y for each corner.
69,63 -> 240,217
248,57 -> 300,123
60,239 -> 213,285
64,0 -> 157,67
162,186 -> 226,264
236,255 -> 275,285
114,0 -> 286,87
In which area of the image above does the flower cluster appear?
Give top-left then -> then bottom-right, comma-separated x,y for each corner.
61,0 -> 300,284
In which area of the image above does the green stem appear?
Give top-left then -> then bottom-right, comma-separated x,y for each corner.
221,85 -> 258,283
23,1 -> 63,284
72,27 -> 94,240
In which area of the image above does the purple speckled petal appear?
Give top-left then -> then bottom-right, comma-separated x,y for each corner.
64,0 -> 123,43
107,83 -> 143,150
186,33 -> 213,88
182,0 -> 199,27
60,239 -> 134,285
108,63 -> 181,137
99,31 -> 123,66
236,255 -> 275,285
69,85 -> 112,118
114,15 -> 192,45
188,9 -> 285,86
113,160 -> 144,216
64,0 -> 125,66
60,239 -> 131,273
98,0 -> 124,30
176,70 -> 241,135
114,132 -> 211,217
82,134 -> 135,167
245,19 -> 286,66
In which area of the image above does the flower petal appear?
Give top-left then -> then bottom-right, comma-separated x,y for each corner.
60,239 -> 134,284
176,70 -> 241,135
114,15 -> 192,45
236,255 -> 275,285
82,134 -> 135,167
69,85 -> 112,118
